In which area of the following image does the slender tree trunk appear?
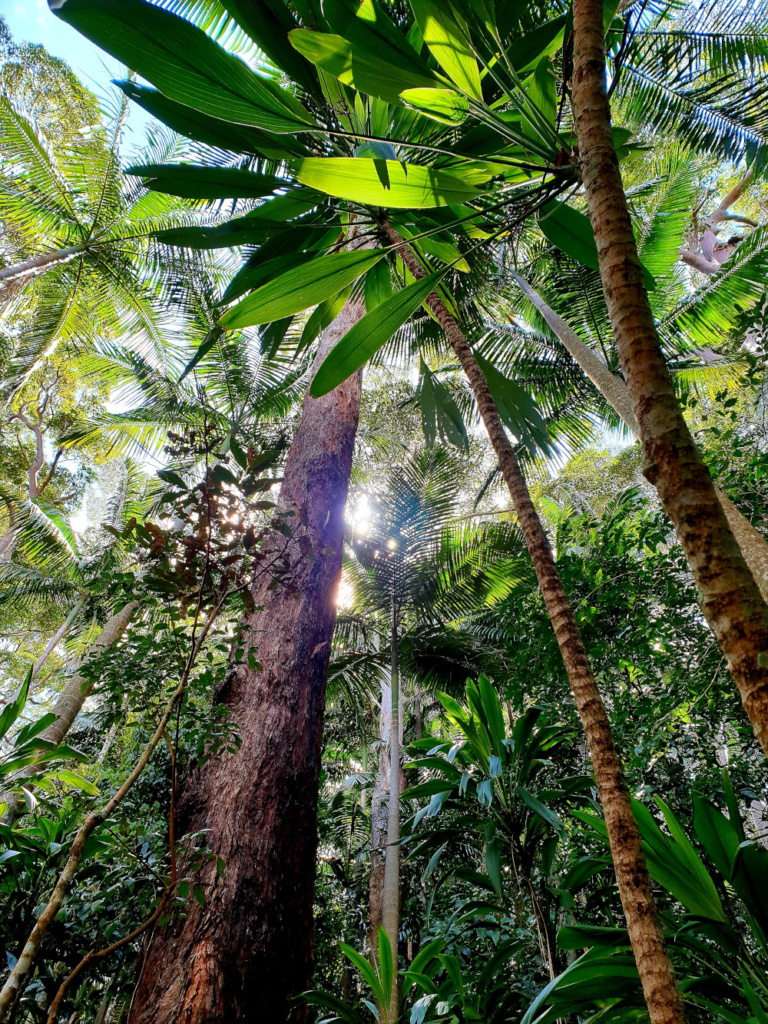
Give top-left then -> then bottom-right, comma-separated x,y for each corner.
30,597 -> 87,685
2,602 -> 137,826
380,605 -> 400,1023
382,223 -> 686,1024
0,246 -> 87,303
510,271 -> 768,598
369,670 -> 392,955
127,298 -> 366,1024
571,0 -> 768,756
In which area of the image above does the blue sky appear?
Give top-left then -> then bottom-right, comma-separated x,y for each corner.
4,0 -> 151,145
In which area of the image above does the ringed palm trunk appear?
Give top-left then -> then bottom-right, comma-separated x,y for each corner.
382,223 -> 686,1024
571,0 -> 768,757
127,297 -> 366,1024
510,271 -> 768,596
2,601 -> 137,826
380,604 -> 401,1023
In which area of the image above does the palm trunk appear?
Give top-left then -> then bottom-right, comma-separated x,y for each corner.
30,596 -> 87,685
2,602 -> 137,826
0,245 -> 87,303
127,298 -> 366,1024
369,670 -> 392,954
571,0 -> 768,757
380,604 -> 400,1023
382,223 -> 686,1024
510,271 -> 768,598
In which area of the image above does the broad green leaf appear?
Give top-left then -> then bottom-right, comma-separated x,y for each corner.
340,942 -> 386,1007
296,157 -> 480,208
0,669 -> 32,742
323,0 -> 432,74
298,286 -> 351,354
115,81 -> 304,160
693,793 -> 740,880
521,56 -> 557,151
519,786 -> 564,833
418,362 -> 468,450
538,200 -> 657,291
401,88 -> 468,124
56,770 -> 100,796
53,0 -> 316,133
506,16 -> 567,71
485,840 -> 503,896
126,164 -> 284,200
364,260 -> 392,311
732,842 -> 768,934
478,675 -> 506,757
473,352 -> 552,455
310,270 -> 447,396
157,192 -> 321,249
289,29 -> 437,104
410,0 -> 483,100
218,0 -> 318,93
220,250 -> 383,328
377,927 -> 394,1009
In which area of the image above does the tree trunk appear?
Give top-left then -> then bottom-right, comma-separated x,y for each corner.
2,602 -> 137,826
382,223 -> 686,1024
571,0 -> 768,757
510,271 -> 768,600
31,596 -> 87,686
0,245 -> 86,304
127,298 -> 366,1024
368,670 -> 392,955
380,607 -> 400,1023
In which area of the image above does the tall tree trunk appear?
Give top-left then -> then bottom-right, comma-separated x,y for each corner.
380,605 -> 400,1023
2,602 -> 137,826
368,670 -> 392,955
382,223 -> 686,1024
571,0 -> 768,756
510,271 -> 768,597
127,298 -> 366,1024
30,596 -> 87,686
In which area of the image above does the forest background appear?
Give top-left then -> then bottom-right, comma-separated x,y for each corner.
0,1 -> 767,1023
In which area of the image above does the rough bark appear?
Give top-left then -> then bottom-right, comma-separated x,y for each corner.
127,298 -> 366,1024
510,271 -> 768,600
571,0 -> 768,759
382,223 -> 686,1024
380,611 -> 401,1023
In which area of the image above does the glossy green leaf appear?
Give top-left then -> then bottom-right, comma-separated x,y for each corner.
485,839 -> 503,896
410,0 -> 483,100
732,842 -> 768,934
693,794 -> 740,880
126,164 -> 284,200
364,260 -> 392,311
0,669 -> 31,742
310,270 -> 446,396
417,361 -> 468,450
401,87 -> 468,124
221,249 -> 383,328
296,157 -> 480,208
289,29 -> 437,104
52,0 -> 316,133
538,200 -> 657,291
56,769 -> 100,796
506,16 -> 567,71
377,927 -> 394,1009
298,286 -> 351,354
218,0 -> 318,93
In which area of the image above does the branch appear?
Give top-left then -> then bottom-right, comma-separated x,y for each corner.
707,168 -> 754,227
